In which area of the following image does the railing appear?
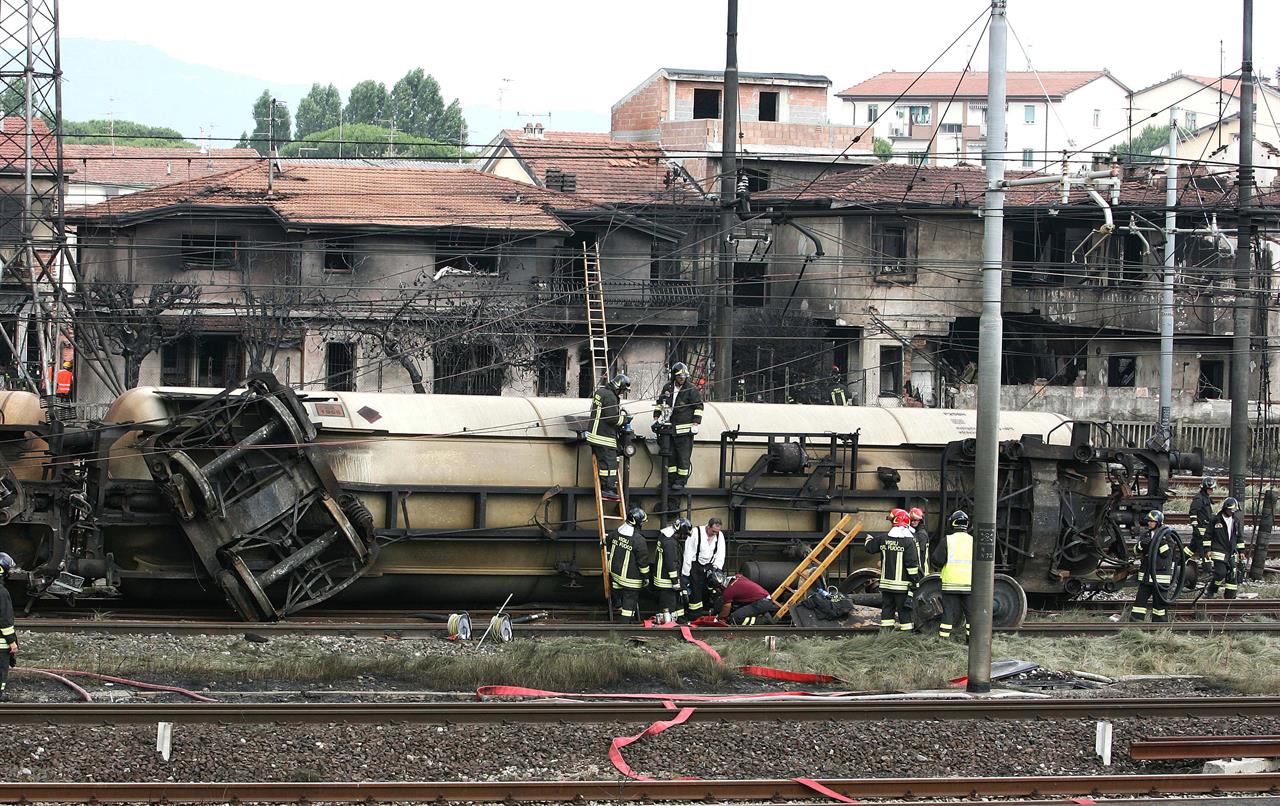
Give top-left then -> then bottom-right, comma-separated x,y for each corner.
1097,420 -> 1280,468
530,276 -> 698,310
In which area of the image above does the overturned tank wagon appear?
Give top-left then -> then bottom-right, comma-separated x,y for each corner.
0,374 -> 1200,623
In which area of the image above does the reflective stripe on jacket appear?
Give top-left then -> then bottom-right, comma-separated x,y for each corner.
588,385 -> 623,448
937,530 -> 973,592
608,523 -> 650,589
864,526 -> 920,592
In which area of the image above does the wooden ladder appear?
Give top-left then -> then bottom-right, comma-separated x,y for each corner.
583,244 -> 610,388
769,514 -> 862,619
583,243 -> 624,606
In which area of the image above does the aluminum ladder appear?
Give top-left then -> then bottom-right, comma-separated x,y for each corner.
769,514 -> 862,619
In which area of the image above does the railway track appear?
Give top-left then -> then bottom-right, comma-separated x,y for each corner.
0,775 -> 1277,804
15,616 -> 1280,637
7,695 -> 1280,722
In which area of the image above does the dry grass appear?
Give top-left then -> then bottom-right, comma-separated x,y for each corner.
23,628 -> 1280,695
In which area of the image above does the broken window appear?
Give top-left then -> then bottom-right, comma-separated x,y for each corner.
733,261 -> 767,307
161,337 -> 194,386
872,219 -> 916,282
325,342 -> 356,392
650,241 -> 681,282
435,235 -> 501,275
544,167 -> 578,193
693,88 -> 721,120
1198,359 -> 1225,400
536,348 -> 568,396
1106,355 -> 1136,388
180,234 -> 239,268
741,166 -> 770,193
758,91 -> 779,122
323,239 -> 356,274
879,346 -> 903,397
162,334 -> 243,388
434,343 -> 503,395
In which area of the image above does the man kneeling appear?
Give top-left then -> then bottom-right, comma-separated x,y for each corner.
711,570 -> 779,625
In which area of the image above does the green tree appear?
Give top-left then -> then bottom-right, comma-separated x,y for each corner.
249,89 -> 292,154
64,119 -> 194,147
437,99 -> 468,147
237,131 -> 250,149
389,68 -> 443,138
295,82 -> 341,140
873,137 -> 893,161
344,80 -> 388,125
1112,124 -> 1168,162
279,123 -> 456,159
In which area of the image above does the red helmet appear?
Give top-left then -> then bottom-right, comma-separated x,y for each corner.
909,507 -> 924,522
888,507 -> 906,523
892,510 -> 912,527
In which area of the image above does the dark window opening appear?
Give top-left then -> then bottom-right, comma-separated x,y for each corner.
436,235 -> 502,274
1010,220 -> 1068,285
733,261 -> 767,307
544,167 -> 578,193
536,348 -> 568,396
650,241 -> 680,281
324,239 -> 356,273
162,334 -> 243,388
741,166 -> 770,193
758,91 -> 779,122
325,342 -> 356,392
434,343 -> 503,395
1107,355 -> 1136,388
693,88 -> 721,120
180,234 -> 239,268
1198,359 -> 1225,400
879,346 -> 903,396
0,192 -> 21,242
872,220 -> 914,281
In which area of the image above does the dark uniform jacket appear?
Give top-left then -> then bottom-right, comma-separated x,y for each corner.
655,383 -> 703,434
865,526 -> 922,592
1207,511 -> 1246,562
0,582 -> 13,650
608,523 -> 649,589
653,527 -> 683,589
1136,524 -> 1181,585
1189,490 -> 1215,549
588,385 -> 624,448
913,525 -> 931,574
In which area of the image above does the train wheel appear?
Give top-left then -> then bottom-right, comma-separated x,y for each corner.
840,568 -> 880,595
912,574 -> 943,632
993,573 -> 1028,629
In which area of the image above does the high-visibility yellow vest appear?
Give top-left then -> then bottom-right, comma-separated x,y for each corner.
940,530 -> 973,592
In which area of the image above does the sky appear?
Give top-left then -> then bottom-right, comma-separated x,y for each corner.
59,0 -> 1280,143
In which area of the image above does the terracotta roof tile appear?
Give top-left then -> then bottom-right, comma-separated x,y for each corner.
63,145 -> 261,191
0,116 -> 56,173
837,71 -> 1110,100
67,163 -> 590,232
498,129 -> 702,205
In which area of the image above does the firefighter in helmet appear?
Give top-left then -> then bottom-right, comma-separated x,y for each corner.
608,506 -> 650,621
865,509 -> 922,631
653,362 -> 703,491
931,510 -> 974,641
1189,476 -> 1215,563
1206,497 -> 1246,599
588,373 -> 630,501
652,516 -> 690,622
0,553 -> 16,699
1130,510 -> 1189,622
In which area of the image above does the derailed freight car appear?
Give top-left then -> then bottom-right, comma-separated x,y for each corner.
0,375 -> 1198,622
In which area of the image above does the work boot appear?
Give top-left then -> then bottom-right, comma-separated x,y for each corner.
600,488 -> 621,502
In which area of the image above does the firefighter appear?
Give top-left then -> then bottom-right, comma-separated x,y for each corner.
908,507 -> 930,574
1189,476 -> 1215,561
680,516 -> 725,617
608,507 -> 649,622
865,509 -> 922,631
710,569 -> 779,625
54,362 -> 72,398
0,553 -> 16,700
1205,497 -> 1244,599
653,517 -> 690,622
653,363 -> 703,491
829,367 -> 849,406
930,510 -> 973,641
1130,510 -> 1187,622
588,373 -> 630,502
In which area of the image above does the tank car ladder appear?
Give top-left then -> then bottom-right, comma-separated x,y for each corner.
769,514 -> 862,619
583,243 -> 625,611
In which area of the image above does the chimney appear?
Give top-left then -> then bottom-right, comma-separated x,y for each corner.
523,122 -> 545,138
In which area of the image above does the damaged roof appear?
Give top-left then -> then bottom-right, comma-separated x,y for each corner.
63,144 -> 261,192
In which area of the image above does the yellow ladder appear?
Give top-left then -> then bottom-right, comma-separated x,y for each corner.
583,244 -> 611,387
769,514 -> 862,619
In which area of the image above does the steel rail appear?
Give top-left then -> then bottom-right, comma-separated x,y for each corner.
3,696 -> 1279,724
1,774 -> 1279,803
1130,735 -> 1280,760
15,618 -> 1280,637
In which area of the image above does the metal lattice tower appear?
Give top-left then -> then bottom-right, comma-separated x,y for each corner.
0,0 -> 70,396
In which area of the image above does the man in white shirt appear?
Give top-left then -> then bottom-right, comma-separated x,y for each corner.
681,517 -> 725,617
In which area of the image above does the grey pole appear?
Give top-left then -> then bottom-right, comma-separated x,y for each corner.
1230,0 -> 1254,505
1159,110 -> 1177,449
968,0 -> 1007,695
713,0 -> 739,399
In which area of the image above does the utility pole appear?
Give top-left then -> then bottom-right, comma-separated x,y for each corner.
968,0 -> 1006,694
1230,0 -> 1254,505
1158,108 -> 1177,449
712,0 -> 739,399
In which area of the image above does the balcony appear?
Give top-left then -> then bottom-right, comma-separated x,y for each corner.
530,276 -> 701,323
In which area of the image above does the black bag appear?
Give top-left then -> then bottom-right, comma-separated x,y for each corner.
803,587 -> 854,620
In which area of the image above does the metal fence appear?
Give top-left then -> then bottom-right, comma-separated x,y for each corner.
1099,420 -> 1280,468
530,277 -> 698,310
